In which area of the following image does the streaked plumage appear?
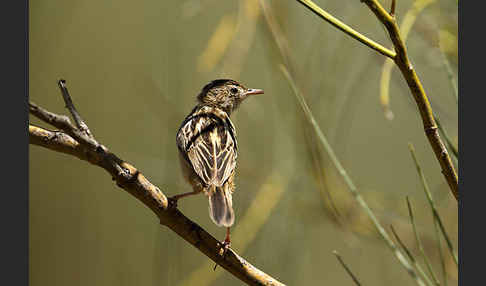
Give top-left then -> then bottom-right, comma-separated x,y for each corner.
176,105 -> 237,226
174,79 -> 263,245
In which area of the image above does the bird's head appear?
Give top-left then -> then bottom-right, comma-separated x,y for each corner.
197,79 -> 264,114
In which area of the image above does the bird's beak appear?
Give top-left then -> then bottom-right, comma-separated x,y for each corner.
245,88 -> 264,96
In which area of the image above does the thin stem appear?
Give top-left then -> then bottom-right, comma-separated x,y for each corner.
408,143 -> 458,266
407,197 -> 441,286
390,0 -> 396,16
438,45 -> 458,103
294,0 -> 396,59
280,65 -> 425,286
58,79 -> 93,139
363,0 -> 458,200
379,0 -> 437,120
434,218 -> 448,286
390,225 -> 435,286
333,250 -> 362,286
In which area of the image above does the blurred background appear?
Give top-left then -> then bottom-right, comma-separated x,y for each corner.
29,0 -> 458,285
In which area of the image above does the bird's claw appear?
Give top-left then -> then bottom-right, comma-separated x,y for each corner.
167,197 -> 178,209
219,239 -> 231,254
213,239 -> 231,271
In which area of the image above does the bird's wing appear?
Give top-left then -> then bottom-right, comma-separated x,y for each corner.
187,124 -> 237,187
176,109 -> 237,187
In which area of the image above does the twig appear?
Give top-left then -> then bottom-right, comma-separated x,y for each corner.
362,0 -> 458,200
407,197 -> 441,286
28,81 -> 285,286
379,0 -> 436,120
294,0 -> 396,59
390,0 -> 396,16
294,0 -> 458,201
390,225 -> 434,286
29,102 -> 99,150
58,79 -> 94,139
333,250 -> 362,286
408,143 -> 458,266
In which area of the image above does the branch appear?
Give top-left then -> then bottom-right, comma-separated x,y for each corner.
29,81 -> 285,286
379,0 -> 437,120
58,79 -> 94,138
295,0 -> 396,59
362,0 -> 458,200
294,0 -> 458,200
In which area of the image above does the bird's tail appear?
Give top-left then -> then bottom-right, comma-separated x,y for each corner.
208,185 -> 234,227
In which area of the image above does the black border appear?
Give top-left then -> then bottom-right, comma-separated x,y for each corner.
2,0 -> 28,284
458,0 -> 465,283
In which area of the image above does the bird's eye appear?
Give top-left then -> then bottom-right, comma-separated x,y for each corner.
230,87 -> 238,94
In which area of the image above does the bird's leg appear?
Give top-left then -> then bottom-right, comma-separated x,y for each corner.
213,227 -> 232,271
223,227 -> 231,248
168,190 -> 200,208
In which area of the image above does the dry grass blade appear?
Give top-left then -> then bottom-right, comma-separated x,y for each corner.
408,143 -> 458,266
438,30 -> 458,104
197,14 -> 237,72
333,250 -> 362,286
406,197 -> 441,286
390,225 -> 434,286
434,218 -> 448,286
279,65 -> 425,286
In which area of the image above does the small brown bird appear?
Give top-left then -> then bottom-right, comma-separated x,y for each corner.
173,79 -> 264,248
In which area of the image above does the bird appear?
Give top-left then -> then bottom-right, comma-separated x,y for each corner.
173,79 -> 264,249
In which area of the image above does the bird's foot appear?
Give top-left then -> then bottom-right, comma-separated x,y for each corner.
219,238 -> 231,254
213,238 -> 231,271
167,196 -> 179,209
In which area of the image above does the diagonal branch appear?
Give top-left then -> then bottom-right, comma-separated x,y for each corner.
294,0 -> 458,200
361,0 -> 458,200
29,81 -> 285,286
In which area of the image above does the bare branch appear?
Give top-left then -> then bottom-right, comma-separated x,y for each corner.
390,0 -> 397,16
361,0 -> 458,200
58,79 -> 94,139
29,101 -> 99,150
28,84 -> 285,286
293,0 -> 458,200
